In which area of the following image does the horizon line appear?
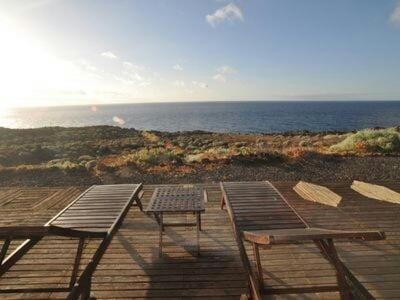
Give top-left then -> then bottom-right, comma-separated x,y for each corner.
6,99 -> 400,109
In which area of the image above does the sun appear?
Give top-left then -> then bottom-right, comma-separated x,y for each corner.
0,22 -> 53,107
0,20 -> 87,108
0,100 -> 11,112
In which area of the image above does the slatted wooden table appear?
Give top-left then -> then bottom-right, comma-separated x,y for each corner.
146,186 -> 206,257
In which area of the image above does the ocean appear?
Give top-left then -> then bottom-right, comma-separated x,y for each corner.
1,101 -> 399,133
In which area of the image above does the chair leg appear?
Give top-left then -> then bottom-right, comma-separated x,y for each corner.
159,213 -> 163,258
135,194 -> 143,211
317,239 -> 352,300
199,213 -> 202,231
196,212 -> 202,256
0,238 -> 11,265
220,195 -> 225,210
70,238 -> 85,288
252,243 -> 264,288
154,213 -> 160,225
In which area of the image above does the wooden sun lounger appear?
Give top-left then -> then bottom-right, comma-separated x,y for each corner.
220,181 -> 385,300
0,183 -> 143,299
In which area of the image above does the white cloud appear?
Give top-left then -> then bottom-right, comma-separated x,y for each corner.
115,59 -> 153,86
123,61 -> 134,68
133,73 -> 143,81
101,51 -> 118,59
213,74 -> 227,83
390,2 -> 400,26
206,3 -> 244,27
173,64 -> 183,71
75,59 -> 100,73
123,61 -> 145,72
217,65 -> 237,74
173,80 -> 185,87
192,81 -> 208,88
115,70 -> 151,87
213,65 -> 237,83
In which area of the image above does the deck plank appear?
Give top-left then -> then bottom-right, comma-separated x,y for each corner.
0,185 -> 248,299
0,182 -> 399,299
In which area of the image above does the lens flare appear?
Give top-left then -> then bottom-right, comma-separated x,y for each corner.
112,116 -> 125,125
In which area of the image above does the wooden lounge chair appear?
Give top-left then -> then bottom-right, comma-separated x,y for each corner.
220,181 -> 385,300
0,183 -> 143,299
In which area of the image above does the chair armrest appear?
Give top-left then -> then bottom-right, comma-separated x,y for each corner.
243,227 -> 385,245
203,188 -> 209,203
0,225 -> 107,239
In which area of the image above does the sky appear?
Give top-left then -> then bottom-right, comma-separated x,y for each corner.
0,0 -> 400,108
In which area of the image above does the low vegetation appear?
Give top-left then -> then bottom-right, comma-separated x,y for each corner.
330,127 -> 400,154
0,126 -> 398,184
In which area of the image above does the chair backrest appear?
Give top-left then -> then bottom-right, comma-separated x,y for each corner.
48,184 -> 142,233
220,181 -> 307,232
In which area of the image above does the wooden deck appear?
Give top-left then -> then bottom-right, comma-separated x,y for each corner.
0,182 -> 399,299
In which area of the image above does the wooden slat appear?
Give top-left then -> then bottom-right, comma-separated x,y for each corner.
50,184 -> 141,232
221,181 -> 307,232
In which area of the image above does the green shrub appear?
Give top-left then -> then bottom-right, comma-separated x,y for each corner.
78,155 -> 95,161
7,160 -> 84,173
234,142 -> 247,147
299,140 -> 310,147
97,146 -> 112,156
330,128 -> 400,153
46,160 -> 83,170
30,145 -> 55,162
120,148 -> 181,166
185,154 -> 203,163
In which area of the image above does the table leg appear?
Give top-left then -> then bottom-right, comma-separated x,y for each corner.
154,213 -> 160,225
196,212 -> 200,256
199,213 -> 202,231
159,213 -> 163,258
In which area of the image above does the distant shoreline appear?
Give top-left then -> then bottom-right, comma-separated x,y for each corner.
0,124 -> 397,136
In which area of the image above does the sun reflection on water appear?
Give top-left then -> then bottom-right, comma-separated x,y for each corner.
0,105 -> 12,127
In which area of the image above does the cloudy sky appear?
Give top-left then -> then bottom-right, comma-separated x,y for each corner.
0,0 -> 400,107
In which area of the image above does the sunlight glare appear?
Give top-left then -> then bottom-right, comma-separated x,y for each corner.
0,20 -> 92,108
